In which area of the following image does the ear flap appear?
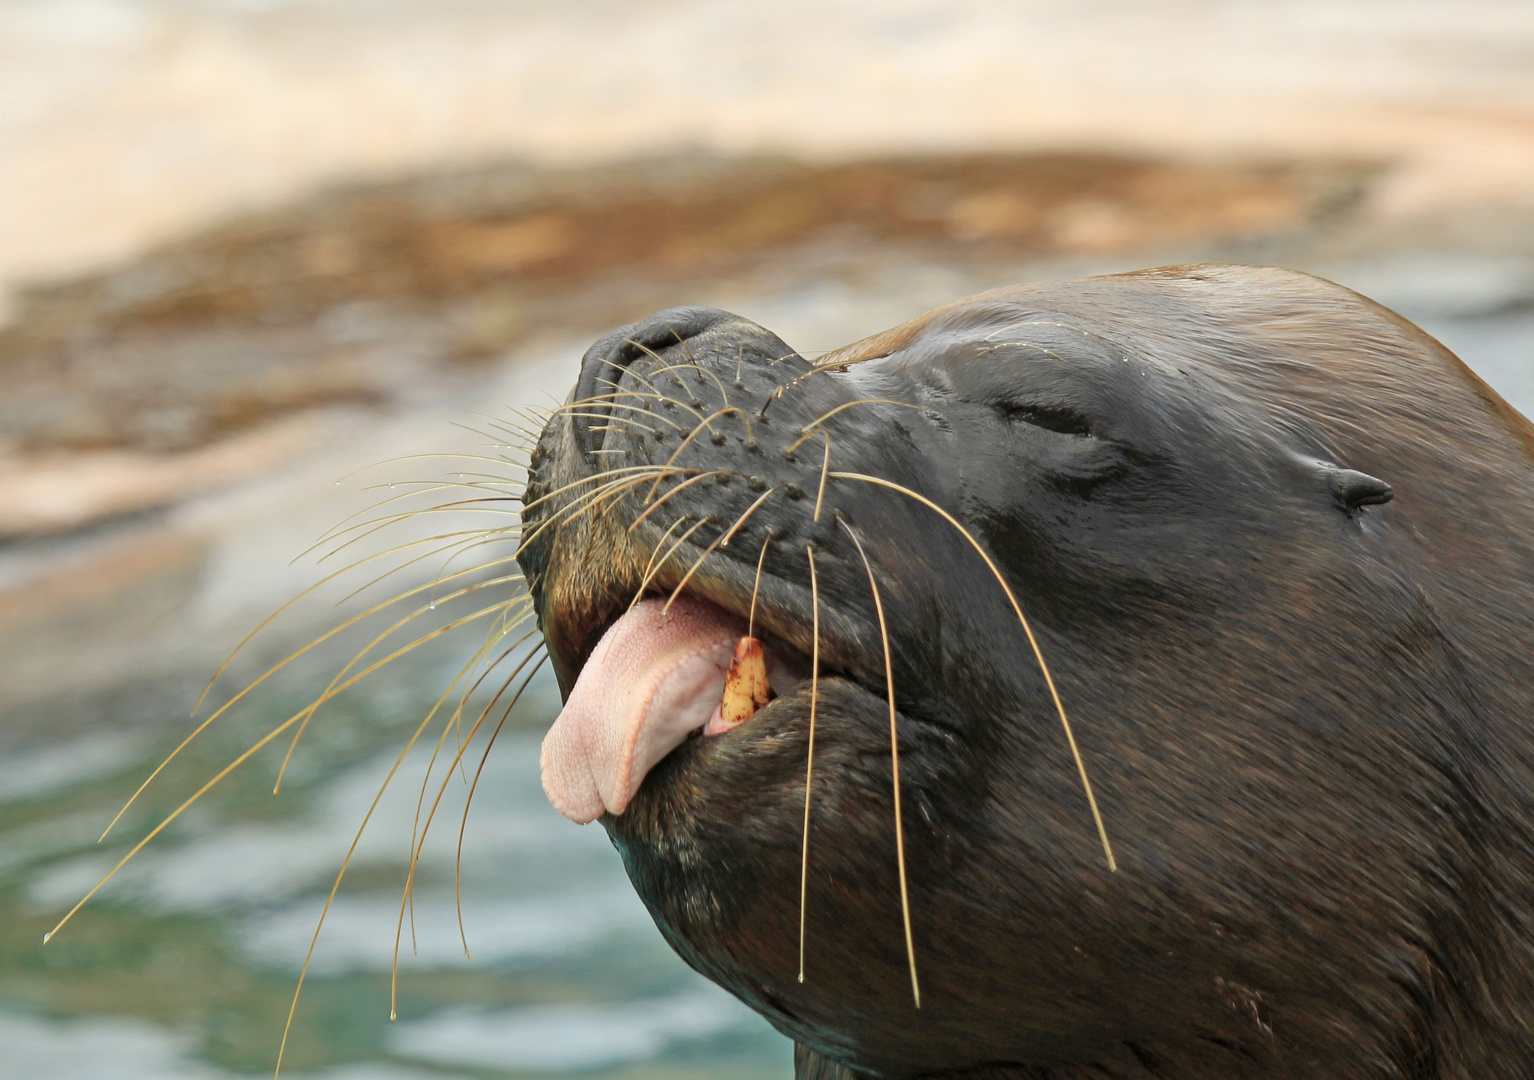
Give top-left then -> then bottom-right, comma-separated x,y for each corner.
1327,467 -> 1394,511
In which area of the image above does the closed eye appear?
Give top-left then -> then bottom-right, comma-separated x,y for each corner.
997,402 -> 1094,437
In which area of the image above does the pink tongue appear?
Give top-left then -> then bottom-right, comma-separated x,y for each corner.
541,596 -> 746,823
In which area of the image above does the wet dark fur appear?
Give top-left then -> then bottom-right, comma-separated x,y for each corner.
516,265 -> 1534,1079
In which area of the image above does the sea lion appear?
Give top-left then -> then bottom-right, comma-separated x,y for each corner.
517,264 -> 1534,1079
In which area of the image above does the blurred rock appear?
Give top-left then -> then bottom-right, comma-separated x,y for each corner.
0,412 -> 332,539
0,151 -> 1371,468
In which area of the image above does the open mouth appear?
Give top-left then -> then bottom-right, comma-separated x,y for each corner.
540,592 -> 808,823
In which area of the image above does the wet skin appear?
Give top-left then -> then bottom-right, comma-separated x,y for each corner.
517,265 -> 1534,1079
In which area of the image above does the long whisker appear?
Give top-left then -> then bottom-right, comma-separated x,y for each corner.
517,468 -> 680,556
496,463 -> 666,523
718,486 -> 782,548
100,555 -> 527,841
659,481 -> 785,616
333,532 -> 519,610
628,514 -> 693,611
660,487 -> 780,615
645,406 -> 755,500
786,400 -> 923,450
310,499 -> 519,565
797,543 -> 821,985
633,516 -> 710,603
647,359 -> 732,408
402,630 -> 539,916
324,466 -> 528,524
393,642 -> 548,1011
627,471 -> 731,529
839,518 -> 920,1009
455,653 -> 549,960
808,432 -> 832,523
830,471 -> 1116,872
272,585 -> 531,794
269,620 -> 523,1077
193,506 -> 526,723
748,532 -> 773,638
48,598 -> 521,948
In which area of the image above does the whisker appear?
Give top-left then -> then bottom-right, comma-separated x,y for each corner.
272,585 -> 531,794
268,618 -> 525,1076
195,494 -> 529,723
748,532 -> 774,638
812,433 -> 832,523
308,477 -> 528,548
660,488 -> 778,615
49,598 -> 523,949
552,410 -> 650,435
647,359 -> 732,408
328,448 -> 531,494
403,630 -> 539,906
759,350 -> 877,414
634,516 -> 710,603
628,514 -> 693,611
517,469 -> 679,555
513,464 -> 673,519
798,543 -> 821,984
394,642 -> 548,1008
621,341 -> 710,424
455,652 -> 549,960
787,400 -> 923,448
627,471 -> 732,530
102,556 -> 527,841
839,518 -> 920,1008
830,471 -> 1116,872
644,405 -> 755,500
546,396 -> 688,433
314,503 -> 519,567
333,535 -> 520,610
311,479 -> 518,550
718,485 -> 783,549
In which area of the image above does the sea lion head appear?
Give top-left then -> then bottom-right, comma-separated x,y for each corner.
517,265 -> 1534,1078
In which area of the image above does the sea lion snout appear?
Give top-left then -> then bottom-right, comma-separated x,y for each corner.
569,305 -> 793,460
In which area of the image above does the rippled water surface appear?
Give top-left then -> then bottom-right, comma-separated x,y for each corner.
0,651 -> 789,1079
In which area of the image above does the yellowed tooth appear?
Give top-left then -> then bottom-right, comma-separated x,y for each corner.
720,636 -> 772,726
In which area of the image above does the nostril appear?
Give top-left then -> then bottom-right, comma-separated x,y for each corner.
570,306 -> 739,458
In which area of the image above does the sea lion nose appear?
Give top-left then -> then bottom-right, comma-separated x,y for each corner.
571,306 -> 737,458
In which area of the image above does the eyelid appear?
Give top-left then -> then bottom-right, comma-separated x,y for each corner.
996,401 -> 1093,437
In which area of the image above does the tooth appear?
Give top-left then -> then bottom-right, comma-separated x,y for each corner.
720,636 -> 772,726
